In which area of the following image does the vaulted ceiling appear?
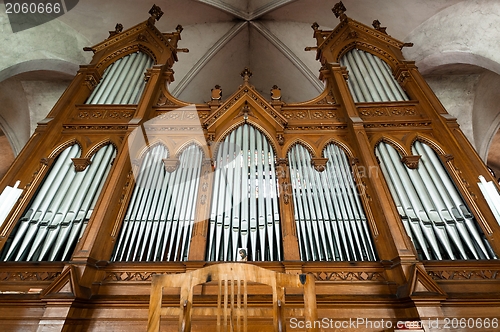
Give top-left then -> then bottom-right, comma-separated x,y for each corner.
1,0 -> 500,178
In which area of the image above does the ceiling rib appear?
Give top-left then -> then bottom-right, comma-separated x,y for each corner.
250,21 -> 324,93
248,0 -> 298,20
171,21 -> 248,98
195,0 -> 247,20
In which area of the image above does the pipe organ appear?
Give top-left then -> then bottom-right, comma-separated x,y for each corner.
207,124 -> 281,262
288,143 -> 376,261
376,141 -> 495,261
0,3 -> 500,331
112,144 -> 203,262
2,144 -> 116,262
340,48 -> 409,102
86,51 -> 153,105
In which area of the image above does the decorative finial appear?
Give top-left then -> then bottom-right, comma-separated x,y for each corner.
332,1 -> 347,20
241,102 -> 251,122
115,23 -> 123,33
108,23 -> 123,38
372,19 -> 387,34
176,24 -> 183,33
240,67 -> 252,83
148,4 -> 164,23
211,85 -> 222,101
311,22 -> 319,31
271,85 -> 281,101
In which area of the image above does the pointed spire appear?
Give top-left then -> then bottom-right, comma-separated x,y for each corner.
332,1 -> 347,21
148,4 -> 164,24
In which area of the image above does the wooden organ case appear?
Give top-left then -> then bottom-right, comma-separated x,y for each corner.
0,3 -> 500,331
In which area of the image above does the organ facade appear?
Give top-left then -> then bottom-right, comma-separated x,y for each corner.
1,3 -> 500,331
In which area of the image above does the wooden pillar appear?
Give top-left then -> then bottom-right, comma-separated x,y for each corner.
188,158 -> 215,260
276,158 -> 301,261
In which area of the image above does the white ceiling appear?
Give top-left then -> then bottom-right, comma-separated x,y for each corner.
51,0 -> 463,103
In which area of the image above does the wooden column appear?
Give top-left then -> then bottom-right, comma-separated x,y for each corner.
276,158 -> 301,261
188,158 -> 215,260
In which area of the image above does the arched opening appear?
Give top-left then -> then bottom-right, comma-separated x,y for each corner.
206,124 -> 282,262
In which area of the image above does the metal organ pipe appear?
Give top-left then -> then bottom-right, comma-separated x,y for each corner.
206,124 -> 282,262
288,144 -> 377,261
2,144 -> 116,261
86,52 -> 153,105
340,48 -> 409,102
112,145 -> 203,262
376,141 -> 495,260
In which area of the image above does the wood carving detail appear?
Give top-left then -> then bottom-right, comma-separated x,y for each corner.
72,158 -> 92,172
77,110 -> 135,120
428,270 -> 500,280
313,271 -> 386,281
401,155 -> 421,169
0,271 -> 61,282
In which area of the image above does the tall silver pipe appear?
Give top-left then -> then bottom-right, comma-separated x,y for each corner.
288,148 -> 309,260
39,147 -> 107,260
294,146 -> 318,260
50,145 -> 114,261
345,51 -> 371,102
268,144 -> 281,261
248,126 -> 258,260
415,142 -> 492,259
61,146 -> 115,261
114,53 -> 145,104
231,128 -> 243,260
87,56 -> 123,104
14,145 -> 80,261
3,146 -> 74,260
130,56 -> 154,104
240,125 -> 250,259
335,146 -> 377,260
351,49 -> 382,102
118,146 -> 158,260
363,51 -> 398,101
255,131 -> 267,260
95,55 -> 131,104
340,57 -> 363,102
374,58 -> 409,101
341,48 -> 409,102
376,144 -> 433,259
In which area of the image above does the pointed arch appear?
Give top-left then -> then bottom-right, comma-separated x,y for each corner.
372,135 -> 409,157
213,120 -> 279,159
48,139 -> 82,159
284,139 -> 316,159
320,138 -> 355,159
175,139 -> 208,159
85,139 -> 119,159
408,133 -> 447,156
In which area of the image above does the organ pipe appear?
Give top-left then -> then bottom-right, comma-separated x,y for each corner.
206,124 -> 282,262
112,144 -> 203,262
340,48 -> 409,102
1,144 -> 116,261
86,52 -> 153,105
376,141 -> 496,260
288,144 -> 377,261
